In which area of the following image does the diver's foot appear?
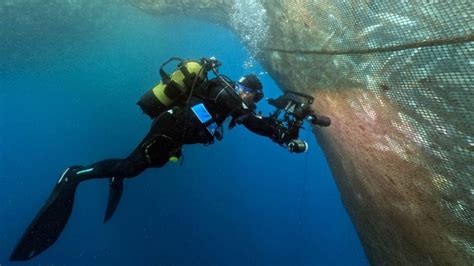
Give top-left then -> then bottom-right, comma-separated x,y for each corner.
57,166 -> 83,185
57,165 -> 97,184
57,167 -> 76,184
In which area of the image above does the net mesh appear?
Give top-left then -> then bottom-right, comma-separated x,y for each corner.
261,0 -> 473,264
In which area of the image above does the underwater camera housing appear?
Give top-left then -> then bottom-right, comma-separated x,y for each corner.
266,90 -> 331,153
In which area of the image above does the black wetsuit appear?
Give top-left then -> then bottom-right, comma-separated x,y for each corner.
9,77 -> 282,262
75,78 -> 277,182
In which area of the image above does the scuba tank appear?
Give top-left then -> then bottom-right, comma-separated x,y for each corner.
137,57 -> 215,119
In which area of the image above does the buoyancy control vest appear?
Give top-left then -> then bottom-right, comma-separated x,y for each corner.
137,57 -> 209,119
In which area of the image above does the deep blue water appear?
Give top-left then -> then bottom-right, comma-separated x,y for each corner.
1,4 -> 368,265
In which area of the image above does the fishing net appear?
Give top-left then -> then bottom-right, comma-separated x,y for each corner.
260,1 -> 473,264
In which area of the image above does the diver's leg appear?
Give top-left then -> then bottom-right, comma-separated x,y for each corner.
70,113 -> 181,182
73,146 -> 151,181
10,141 -> 174,261
10,115 -> 179,261
71,133 -> 177,181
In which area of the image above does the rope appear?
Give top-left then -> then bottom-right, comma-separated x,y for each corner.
265,33 -> 474,55
295,124 -> 311,263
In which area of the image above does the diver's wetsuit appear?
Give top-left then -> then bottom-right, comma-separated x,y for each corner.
9,77 -> 281,261
73,78 -> 277,182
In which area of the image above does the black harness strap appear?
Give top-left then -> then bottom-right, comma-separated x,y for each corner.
159,57 -> 184,85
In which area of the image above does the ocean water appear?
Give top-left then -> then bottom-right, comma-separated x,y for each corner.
0,3 -> 368,265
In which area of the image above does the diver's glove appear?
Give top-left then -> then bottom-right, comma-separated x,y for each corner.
270,124 -> 289,145
261,116 -> 287,145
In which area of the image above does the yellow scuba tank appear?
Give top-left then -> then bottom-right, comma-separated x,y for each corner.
137,57 -> 208,119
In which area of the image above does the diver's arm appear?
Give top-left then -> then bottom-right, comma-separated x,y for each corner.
241,114 -> 290,145
240,114 -> 276,137
225,100 -> 283,140
209,81 -> 284,142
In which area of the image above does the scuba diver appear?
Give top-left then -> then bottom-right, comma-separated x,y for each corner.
10,57 -> 331,261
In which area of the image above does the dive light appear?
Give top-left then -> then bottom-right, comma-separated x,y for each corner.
287,139 -> 309,153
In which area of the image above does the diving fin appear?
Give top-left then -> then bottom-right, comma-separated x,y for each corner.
103,177 -> 123,223
10,167 -> 81,261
